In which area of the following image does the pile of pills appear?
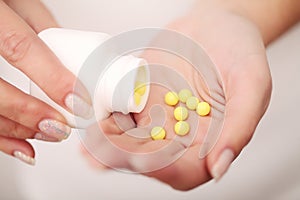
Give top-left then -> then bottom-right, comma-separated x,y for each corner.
150,89 -> 211,140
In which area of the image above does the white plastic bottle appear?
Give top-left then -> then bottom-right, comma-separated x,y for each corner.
2,28 -> 150,128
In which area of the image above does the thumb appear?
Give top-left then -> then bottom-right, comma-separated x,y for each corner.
205,58 -> 272,181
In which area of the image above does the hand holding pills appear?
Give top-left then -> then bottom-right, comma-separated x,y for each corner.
81,0 -> 300,190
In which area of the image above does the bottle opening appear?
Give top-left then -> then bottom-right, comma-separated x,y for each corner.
94,56 -> 150,119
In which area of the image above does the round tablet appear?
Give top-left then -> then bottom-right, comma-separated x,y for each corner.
197,102 -> 211,116
186,96 -> 199,110
134,92 -> 141,106
135,81 -> 146,96
178,89 -> 193,103
174,121 -> 190,136
174,106 -> 189,121
165,91 -> 179,106
151,126 -> 166,140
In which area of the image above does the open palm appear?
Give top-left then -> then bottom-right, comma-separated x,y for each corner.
83,7 -> 272,190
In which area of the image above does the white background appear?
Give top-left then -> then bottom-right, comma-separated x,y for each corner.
0,0 -> 299,199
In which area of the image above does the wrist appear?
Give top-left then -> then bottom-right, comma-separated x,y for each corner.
194,0 -> 300,45
215,0 -> 300,45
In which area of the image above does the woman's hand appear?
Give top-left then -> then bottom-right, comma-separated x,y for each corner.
83,0 -> 300,189
82,3 -> 272,190
0,0 -> 90,165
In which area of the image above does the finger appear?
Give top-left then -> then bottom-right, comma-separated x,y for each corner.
87,129 -> 210,190
4,0 -> 58,32
84,119 -> 210,190
121,125 -> 210,190
0,78 -> 71,141
99,113 -> 136,135
0,115 -> 35,139
0,2 -> 91,118
0,135 -> 35,165
205,57 -> 272,181
0,115 -> 60,142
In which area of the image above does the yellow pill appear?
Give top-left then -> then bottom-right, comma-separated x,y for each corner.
178,89 -> 193,103
174,121 -> 190,136
197,102 -> 211,116
134,92 -> 141,106
174,106 -> 189,121
135,81 -> 147,96
165,91 -> 179,106
151,126 -> 166,140
186,96 -> 199,110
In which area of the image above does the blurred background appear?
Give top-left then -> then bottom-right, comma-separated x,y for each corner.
0,0 -> 299,199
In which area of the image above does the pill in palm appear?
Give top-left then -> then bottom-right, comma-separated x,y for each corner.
174,106 -> 189,121
151,126 -> 166,140
165,91 -> 179,106
186,96 -> 199,110
178,89 -> 193,103
197,102 -> 211,116
174,121 -> 190,136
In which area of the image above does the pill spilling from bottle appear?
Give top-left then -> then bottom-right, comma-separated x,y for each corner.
134,81 -> 147,106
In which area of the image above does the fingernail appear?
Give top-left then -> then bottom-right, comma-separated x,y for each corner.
64,93 -> 93,119
211,149 -> 235,181
38,119 -> 71,140
13,151 -> 36,166
34,133 -> 61,142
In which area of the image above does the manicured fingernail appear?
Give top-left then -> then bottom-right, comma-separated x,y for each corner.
34,133 -> 61,142
13,151 -> 35,166
211,149 -> 235,181
64,93 -> 93,119
38,119 -> 71,140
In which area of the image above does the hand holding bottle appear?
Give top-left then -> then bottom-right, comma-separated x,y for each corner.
0,0 -> 91,165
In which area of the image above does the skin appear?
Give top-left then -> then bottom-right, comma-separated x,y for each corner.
83,0 -> 300,190
0,0 -> 89,161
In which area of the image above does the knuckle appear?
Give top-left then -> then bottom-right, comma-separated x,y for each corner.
8,122 -> 33,139
10,98 -> 42,124
17,100 -> 41,117
0,30 -> 33,64
7,122 -> 21,138
0,116 -> 29,139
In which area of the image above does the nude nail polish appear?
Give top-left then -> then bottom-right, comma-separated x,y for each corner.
38,119 -> 71,140
13,151 -> 35,166
211,149 -> 235,181
64,93 -> 93,119
34,133 -> 61,142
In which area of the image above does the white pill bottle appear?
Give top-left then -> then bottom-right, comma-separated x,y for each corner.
7,28 -> 150,128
